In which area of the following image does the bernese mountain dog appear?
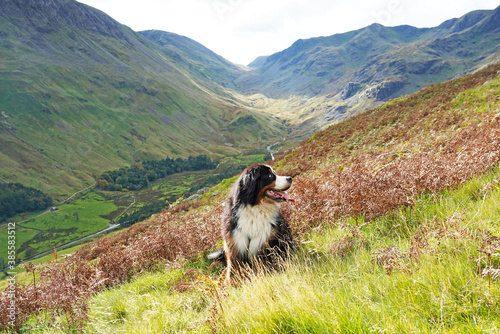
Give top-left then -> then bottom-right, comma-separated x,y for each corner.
208,164 -> 296,284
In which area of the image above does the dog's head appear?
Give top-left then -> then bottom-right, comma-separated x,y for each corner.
235,164 -> 294,206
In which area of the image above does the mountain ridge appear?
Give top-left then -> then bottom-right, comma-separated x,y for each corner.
138,30 -> 243,89
242,6 -> 500,96
232,5 -> 499,139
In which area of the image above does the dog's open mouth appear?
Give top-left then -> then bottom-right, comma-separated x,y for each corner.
265,189 -> 295,202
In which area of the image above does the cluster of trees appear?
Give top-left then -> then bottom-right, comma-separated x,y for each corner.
0,183 -> 53,222
97,155 -> 218,191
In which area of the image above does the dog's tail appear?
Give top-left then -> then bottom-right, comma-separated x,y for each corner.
207,249 -> 226,265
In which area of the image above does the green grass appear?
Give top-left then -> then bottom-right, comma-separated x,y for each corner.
70,165 -> 500,333
87,271 -> 211,334
150,172 -> 208,197
23,269 -> 213,334
220,245 -> 495,333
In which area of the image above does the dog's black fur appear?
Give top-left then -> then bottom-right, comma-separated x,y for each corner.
208,164 -> 295,284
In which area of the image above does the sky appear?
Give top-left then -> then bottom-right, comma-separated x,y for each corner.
77,0 -> 499,65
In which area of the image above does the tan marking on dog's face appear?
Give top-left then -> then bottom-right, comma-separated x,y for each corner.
256,167 -> 293,203
256,180 -> 278,204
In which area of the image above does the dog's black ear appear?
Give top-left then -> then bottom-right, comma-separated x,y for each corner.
239,168 -> 260,205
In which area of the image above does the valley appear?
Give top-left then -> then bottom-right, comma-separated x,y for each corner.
1,1 -> 499,201
1,61 -> 498,332
0,0 -> 287,200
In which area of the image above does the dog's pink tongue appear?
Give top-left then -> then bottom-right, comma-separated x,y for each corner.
283,192 -> 295,203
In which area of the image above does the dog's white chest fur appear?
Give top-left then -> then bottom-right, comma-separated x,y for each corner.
233,202 -> 280,257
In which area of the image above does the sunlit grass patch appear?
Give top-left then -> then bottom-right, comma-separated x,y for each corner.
86,271 -> 212,334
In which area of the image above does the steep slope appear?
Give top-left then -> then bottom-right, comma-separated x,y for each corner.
239,6 -> 500,134
2,62 -> 499,333
0,0 -> 284,198
139,30 -> 244,91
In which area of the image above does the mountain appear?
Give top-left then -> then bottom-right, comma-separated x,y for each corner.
1,1 -> 499,199
0,0 -> 284,198
239,6 -> 500,131
248,55 -> 269,69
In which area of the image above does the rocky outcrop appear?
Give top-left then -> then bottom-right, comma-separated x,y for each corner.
341,83 -> 362,100
366,80 -> 406,101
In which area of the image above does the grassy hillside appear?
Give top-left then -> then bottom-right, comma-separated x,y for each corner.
139,30 -> 243,92
1,62 -> 500,332
88,166 -> 500,333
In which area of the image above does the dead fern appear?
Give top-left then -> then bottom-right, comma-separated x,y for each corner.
329,225 -> 368,258
371,247 -> 410,275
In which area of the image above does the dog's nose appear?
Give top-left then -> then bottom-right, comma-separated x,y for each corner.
286,177 -> 292,183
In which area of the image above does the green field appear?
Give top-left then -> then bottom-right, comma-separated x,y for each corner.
0,192 -> 115,265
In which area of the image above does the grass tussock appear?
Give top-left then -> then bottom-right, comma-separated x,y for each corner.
1,64 -> 500,333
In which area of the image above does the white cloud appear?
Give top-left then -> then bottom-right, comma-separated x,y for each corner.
77,0 -> 499,65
